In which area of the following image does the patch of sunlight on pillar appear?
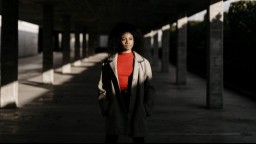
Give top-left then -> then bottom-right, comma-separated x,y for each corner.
81,57 -> 89,62
188,10 -> 207,21
43,69 -> 54,84
80,33 -> 83,47
178,16 -> 188,29
70,33 -> 75,51
1,81 -> 18,108
58,33 -> 62,48
73,60 -> 82,66
144,33 -> 151,38
86,33 -> 89,49
62,63 -> 71,74
144,30 -> 155,50
210,1 -> 224,23
162,24 -> 170,31
157,30 -> 162,48
147,30 -> 157,46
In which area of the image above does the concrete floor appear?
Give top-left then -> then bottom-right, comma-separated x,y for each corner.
0,52 -> 256,143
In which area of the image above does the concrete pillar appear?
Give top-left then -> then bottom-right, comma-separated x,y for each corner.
38,27 -> 43,53
61,15 -> 71,74
82,30 -> 87,60
207,0 -> 224,109
82,28 -> 89,60
73,25 -> 81,66
144,36 -> 153,64
54,31 -> 60,51
0,0 -> 19,108
177,15 -> 188,85
152,32 -> 159,68
42,4 -> 54,84
161,25 -> 170,73
88,33 -> 98,56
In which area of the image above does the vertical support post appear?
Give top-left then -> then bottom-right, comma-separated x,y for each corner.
73,24 -> 81,66
161,25 -> 170,73
144,36 -> 153,64
176,15 -> 188,85
86,33 -> 90,56
53,31 -> 60,51
0,0 -> 19,108
42,3 -> 54,84
82,28 -> 87,60
207,0 -> 224,109
62,15 -> 71,74
152,31 -> 159,69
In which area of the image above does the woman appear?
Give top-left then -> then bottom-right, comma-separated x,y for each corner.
97,22 -> 155,143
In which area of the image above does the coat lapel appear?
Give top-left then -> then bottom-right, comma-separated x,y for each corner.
131,52 -> 144,88
130,52 -> 144,115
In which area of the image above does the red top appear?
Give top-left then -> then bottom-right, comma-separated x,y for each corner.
117,52 -> 134,90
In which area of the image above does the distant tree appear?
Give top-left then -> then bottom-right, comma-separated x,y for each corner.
226,0 -> 256,96
228,1 -> 256,48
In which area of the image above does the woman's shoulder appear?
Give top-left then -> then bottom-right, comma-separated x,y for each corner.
133,51 -> 150,63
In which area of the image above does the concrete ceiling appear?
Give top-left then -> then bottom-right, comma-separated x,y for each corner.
0,0 -> 215,34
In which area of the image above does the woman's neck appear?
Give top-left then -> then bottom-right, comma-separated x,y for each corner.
120,50 -> 132,53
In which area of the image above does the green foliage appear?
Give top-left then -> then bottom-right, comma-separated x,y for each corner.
225,0 -> 256,94
228,0 -> 256,45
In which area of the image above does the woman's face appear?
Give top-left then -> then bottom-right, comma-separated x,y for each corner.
121,32 -> 134,52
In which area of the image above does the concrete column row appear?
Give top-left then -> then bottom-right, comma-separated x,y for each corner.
144,0 -> 223,109
0,1 -> 89,108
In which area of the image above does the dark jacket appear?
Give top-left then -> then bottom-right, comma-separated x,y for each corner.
97,51 -> 155,137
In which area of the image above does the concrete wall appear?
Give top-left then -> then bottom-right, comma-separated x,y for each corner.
18,30 -> 38,57
0,19 -> 39,58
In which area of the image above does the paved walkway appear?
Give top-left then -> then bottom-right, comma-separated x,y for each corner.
1,52 -> 256,143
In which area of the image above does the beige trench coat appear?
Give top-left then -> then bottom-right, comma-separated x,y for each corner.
98,51 -> 155,137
